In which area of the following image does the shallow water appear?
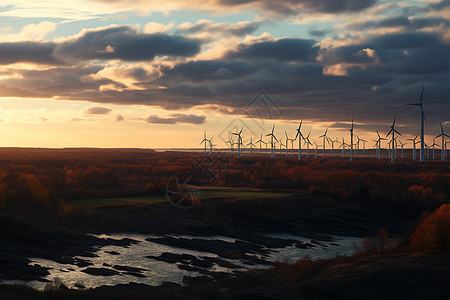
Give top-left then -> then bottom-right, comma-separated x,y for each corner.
9,233 -> 362,290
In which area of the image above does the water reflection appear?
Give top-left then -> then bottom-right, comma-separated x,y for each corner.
16,233 -> 361,290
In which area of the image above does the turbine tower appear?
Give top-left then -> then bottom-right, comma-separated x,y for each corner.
329,137 -> 338,158
230,126 -> 244,158
430,138 -> 438,160
295,120 -> 304,160
338,138 -> 349,158
406,134 -> 419,160
255,134 -> 266,155
207,137 -> 215,155
386,115 -> 402,162
226,137 -> 234,153
398,139 -> 406,159
406,85 -> 426,162
355,135 -> 361,157
319,128 -> 329,159
372,140 -> 379,159
266,124 -> 278,158
304,132 -> 312,158
246,137 -> 256,155
373,130 -> 386,160
285,131 -> 291,157
360,137 -> 367,158
200,131 -> 209,155
435,123 -> 450,161
313,139 -> 318,158
350,118 -> 354,161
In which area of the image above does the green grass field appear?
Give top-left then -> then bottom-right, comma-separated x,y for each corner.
66,187 -> 294,210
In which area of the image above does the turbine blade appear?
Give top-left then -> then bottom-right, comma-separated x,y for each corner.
386,129 -> 392,138
420,84 -> 424,104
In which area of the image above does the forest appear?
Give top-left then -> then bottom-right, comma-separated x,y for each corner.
0,148 -> 448,219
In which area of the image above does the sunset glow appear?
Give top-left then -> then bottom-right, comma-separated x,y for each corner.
1,0 -> 449,148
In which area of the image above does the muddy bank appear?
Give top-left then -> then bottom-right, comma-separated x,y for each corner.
0,194 -> 403,284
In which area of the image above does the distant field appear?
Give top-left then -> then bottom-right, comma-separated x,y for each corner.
66,187 -> 294,209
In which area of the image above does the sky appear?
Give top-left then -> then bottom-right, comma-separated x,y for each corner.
0,0 -> 449,148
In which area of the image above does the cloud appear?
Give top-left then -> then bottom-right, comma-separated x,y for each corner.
116,115 -> 124,121
226,38 -> 319,62
175,20 -> 262,37
0,21 -> 56,42
0,42 -> 60,65
345,16 -> 450,32
53,26 -> 202,63
146,113 -> 206,124
82,106 -> 112,115
93,0 -> 378,16
308,27 -> 332,37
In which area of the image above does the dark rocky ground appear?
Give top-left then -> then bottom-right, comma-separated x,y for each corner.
1,194 -> 448,299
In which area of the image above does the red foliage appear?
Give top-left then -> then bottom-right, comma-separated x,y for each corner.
410,204 -> 450,253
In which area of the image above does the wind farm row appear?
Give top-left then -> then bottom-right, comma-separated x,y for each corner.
200,120 -> 449,162
199,86 -> 449,162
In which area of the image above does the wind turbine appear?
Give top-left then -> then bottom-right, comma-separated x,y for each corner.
373,130 -> 386,160
338,138 -> 349,158
329,137 -> 338,158
350,118 -> 354,161
355,135 -> 362,157
406,85 -> 426,162
285,131 -> 292,157
304,132 -> 312,158
295,120 -> 304,160
430,138 -> 438,160
255,134 -> 266,155
435,123 -> 450,161
312,139 -> 318,158
386,115 -> 401,163
360,137 -> 367,158
372,139 -> 379,159
266,124 -> 278,158
398,139 -> 406,159
319,128 -> 329,159
446,140 -> 450,160
200,131 -> 209,155
406,134 -> 420,160
207,137 -> 215,155
230,126 -> 244,158
279,141 -> 285,155
246,137 -> 256,155
226,137 -> 234,153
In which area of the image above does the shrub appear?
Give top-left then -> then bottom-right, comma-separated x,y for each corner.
410,203 -> 450,253
44,277 -> 67,292
361,228 -> 391,254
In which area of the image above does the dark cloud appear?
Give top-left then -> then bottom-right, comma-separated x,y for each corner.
308,27 -> 332,38
226,38 -> 319,62
346,16 -> 450,32
97,0 -> 378,15
429,0 -> 450,10
2,16 -> 449,136
116,115 -> 124,121
175,20 -> 262,37
0,42 -> 60,65
162,60 -> 256,83
146,114 -> 206,124
319,31 -> 450,75
82,106 -> 112,115
53,26 -> 201,62
288,0 -> 378,14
